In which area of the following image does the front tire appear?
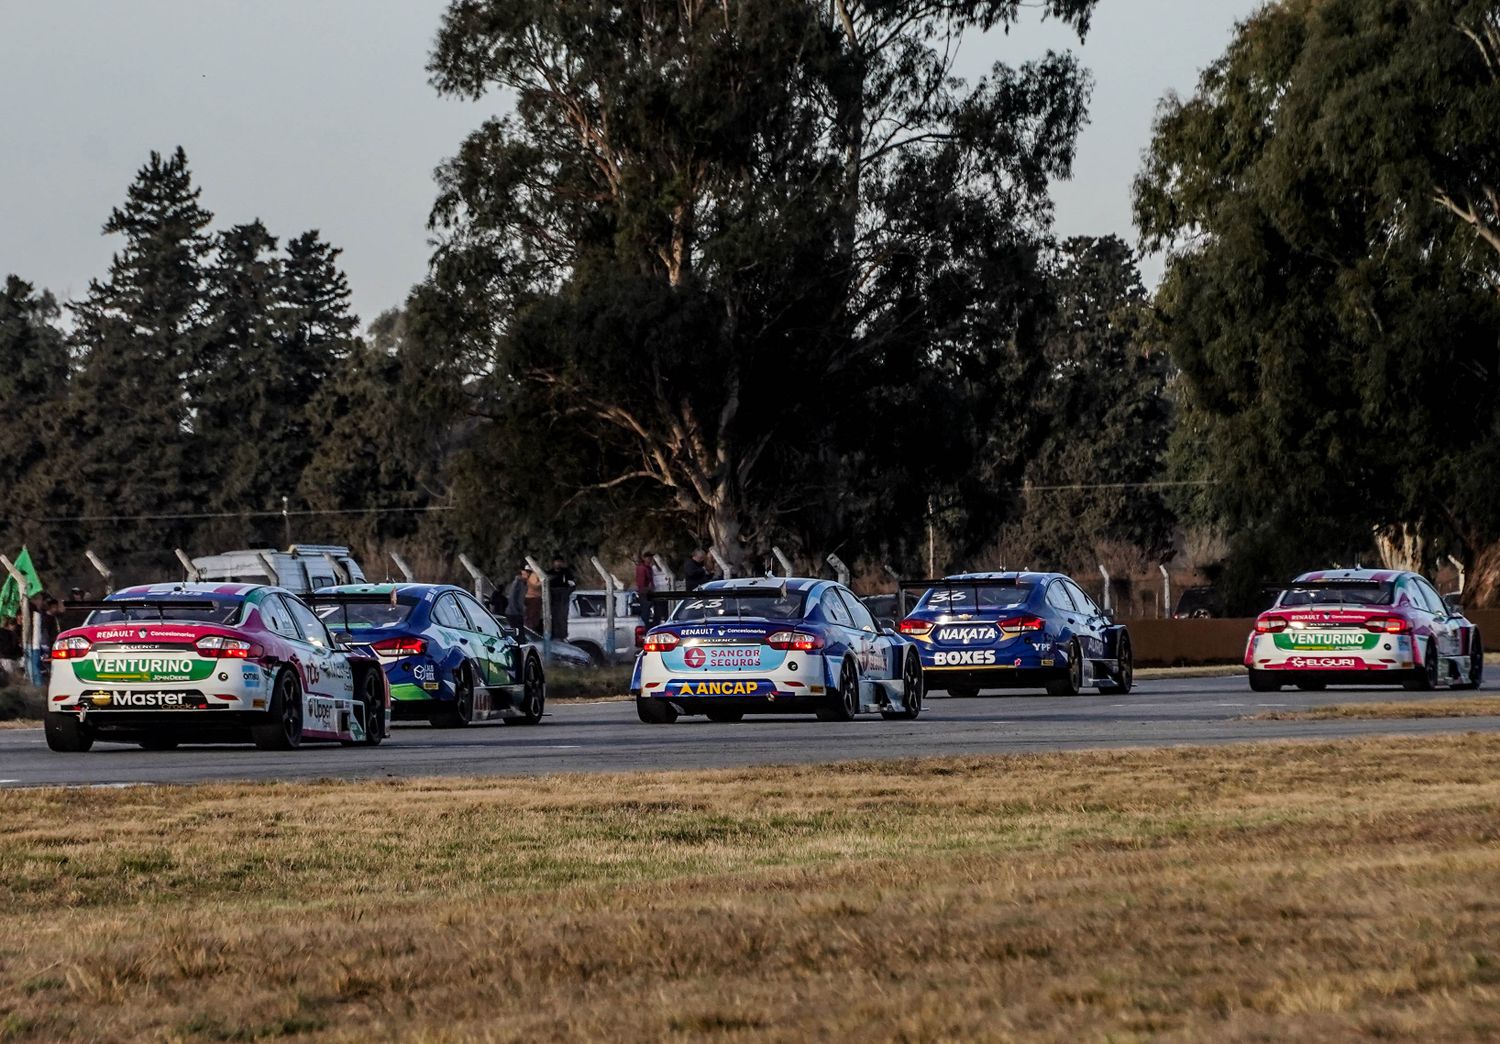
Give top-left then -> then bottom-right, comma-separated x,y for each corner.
816,660 -> 860,721
252,669 -> 303,750
1098,633 -> 1134,695
1046,640 -> 1083,696
883,650 -> 925,720
44,714 -> 94,753
636,697 -> 678,724
344,669 -> 384,746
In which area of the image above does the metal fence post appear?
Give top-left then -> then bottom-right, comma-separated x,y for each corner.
84,550 -> 114,595
827,553 -> 851,587
1159,564 -> 1171,619
708,548 -> 733,580
524,554 -> 552,664
174,549 -> 202,583
1098,564 -> 1112,613
389,551 -> 415,583
1446,554 -> 1466,595
256,552 -> 281,588
653,554 -> 678,589
589,555 -> 618,659
771,546 -> 794,577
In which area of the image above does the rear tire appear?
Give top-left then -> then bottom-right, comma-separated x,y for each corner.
1453,631 -> 1484,690
636,697 -> 677,724
1045,640 -> 1083,696
1403,640 -> 1439,691
1248,668 -> 1281,693
252,669 -> 303,750
705,708 -> 744,723
44,714 -> 94,753
432,666 -> 476,728
343,669 -> 384,746
510,655 -> 546,725
883,650 -> 925,720
1098,633 -> 1134,695
816,660 -> 860,721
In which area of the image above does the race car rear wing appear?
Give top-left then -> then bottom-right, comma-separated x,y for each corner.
894,577 -> 1037,613
302,592 -> 401,605
648,584 -> 788,602
64,599 -> 218,612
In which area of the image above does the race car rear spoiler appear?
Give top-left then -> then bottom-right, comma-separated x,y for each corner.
648,584 -> 788,601
303,592 -> 401,605
896,577 -> 1034,591
64,599 -> 218,612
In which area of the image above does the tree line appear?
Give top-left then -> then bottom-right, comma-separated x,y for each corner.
5,0 -> 1496,610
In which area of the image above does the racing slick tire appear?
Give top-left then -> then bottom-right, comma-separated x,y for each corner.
636,697 -> 678,724
343,668 -> 384,747
1045,640 -> 1084,697
883,650 -> 925,720
507,655 -> 546,725
138,735 -> 180,750
1453,632 -> 1484,691
44,714 -> 94,753
1403,640 -> 1440,692
705,708 -> 745,723
252,668 -> 304,751
817,659 -> 861,721
1098,634 -> 1134,695
946,685 -> 980,698
1247,668 -> 1281,692
432,666 -> 476,728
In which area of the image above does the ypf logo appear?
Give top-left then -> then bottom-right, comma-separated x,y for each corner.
684,647 -> 706,668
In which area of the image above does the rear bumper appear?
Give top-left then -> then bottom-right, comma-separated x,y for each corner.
48,708 -> 272,737
638,694 -> 826,715
1245,633 -> 1415,671
922,666 -> 1064,692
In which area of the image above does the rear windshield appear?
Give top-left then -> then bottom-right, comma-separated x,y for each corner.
671,591 -> 807,622
914,583 -> 1033,613
87,599 -> 245,625
316,599 -> 418,630
1278,581 -> 1395,607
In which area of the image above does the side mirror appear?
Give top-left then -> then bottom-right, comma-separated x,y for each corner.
877,617 -> 897,632
332,632 -> 355,651
1443,592 -> 1464,613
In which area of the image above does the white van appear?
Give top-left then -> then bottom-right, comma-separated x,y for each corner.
191,545 -> 366,595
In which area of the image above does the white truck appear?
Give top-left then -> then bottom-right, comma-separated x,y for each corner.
190,545 -> 366,595
567,588 -> 642,665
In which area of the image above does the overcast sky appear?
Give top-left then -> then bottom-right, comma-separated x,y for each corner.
1,0 -> 1258,327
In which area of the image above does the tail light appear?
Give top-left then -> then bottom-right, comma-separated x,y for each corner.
898,618 -> 931,636
643,632 -> 680,653
1254,615 -> 1288,633
635,625 -> 646,648
196,635 -> 263,659
1363,617 -> 1409,634
51,636 -> 91,660
372,636 -> 426,658
766,630 -> 825,651
998,615 -> 1045,635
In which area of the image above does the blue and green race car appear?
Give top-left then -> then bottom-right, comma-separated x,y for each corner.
310,583 -> 545,727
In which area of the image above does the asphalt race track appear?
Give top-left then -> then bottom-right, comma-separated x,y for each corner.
3,674 -> 1497,788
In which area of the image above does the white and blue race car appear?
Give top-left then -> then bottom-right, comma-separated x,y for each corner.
630,577 -> 924,723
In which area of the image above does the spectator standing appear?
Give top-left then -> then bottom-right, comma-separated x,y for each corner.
524,567 -> 544,632
505,566 -> 528,631
635,550 -> 657,624
682,548 -> 710,591
486,584 -> 508,621
547,554 -> 576,640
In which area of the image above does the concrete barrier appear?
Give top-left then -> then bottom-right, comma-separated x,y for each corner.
1127,618 -> 1252,667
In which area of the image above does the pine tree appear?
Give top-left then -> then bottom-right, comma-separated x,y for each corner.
62,147 -> 213,560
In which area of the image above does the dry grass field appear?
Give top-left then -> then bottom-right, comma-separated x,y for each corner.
3,736 -> 1500,1041
1250,698 -> 1500,721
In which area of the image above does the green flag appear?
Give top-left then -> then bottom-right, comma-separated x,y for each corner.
0,547 -> 43,619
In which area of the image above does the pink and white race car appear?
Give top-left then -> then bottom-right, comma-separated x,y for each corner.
45,583 -> 389,752
1245,569 -> 1482,692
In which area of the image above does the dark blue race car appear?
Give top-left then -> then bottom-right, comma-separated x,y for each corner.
899,572 -> 1133,696
631,577 -> 924,723
310,583 -> 545,727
